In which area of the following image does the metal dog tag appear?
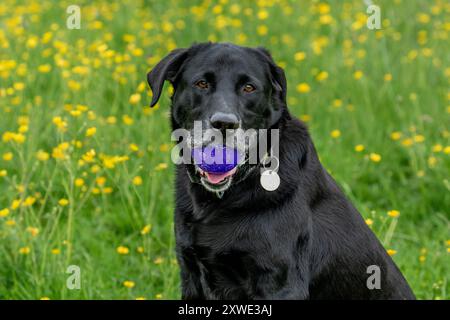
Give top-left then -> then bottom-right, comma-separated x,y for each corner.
260,170 -> 280,191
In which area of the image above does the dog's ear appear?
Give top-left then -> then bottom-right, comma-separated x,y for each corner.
255,47 -> 287,105
147,48 -> 189,107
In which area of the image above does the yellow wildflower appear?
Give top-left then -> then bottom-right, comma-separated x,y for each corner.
52,117 -> 68,132
3,152 -> 13,161
390,132 -> 402,140
428,156 -> 437,167
106,116 -> 117,124
26,227 -> 39,237
432,144 -> 443,152
36,150 -> 50,161
159,144 -> 170,152
122,115 -> 134,125
388,210 -> 400,218
300,114 -> 311,122
117,246 -> 129,255
123,281 -> 135,288
257,10 -> 269,20
75,178 -> 85,187
330,130 -> 341,138
58,198 -> 69,206
401,138 -> 413,147
85,127 -> 97,137
129,143 -> 139,152
369,153 -> 381,162
2,132 -> 25,144
387,249 -> 397,256
129,93 -> 141,105
333,99 -> 342,108
355,144 -> 365,152
132,176 -> 143,186
23,196 -> 36,207
19,246 -> 31,255
257,25 -> 268,36
141,224 -> 152,235
353,70 -> 363,80
102,187 -> 113,194
5,219 -> 16,227
294,52 -> 306,61
96,176 -> 106,186
155,163 -> 168,171
38,64 -> 51,73
0,208 -> 10,217
316,71 -> 328,81
11,199 -> 21,210
296,83 -> 310,93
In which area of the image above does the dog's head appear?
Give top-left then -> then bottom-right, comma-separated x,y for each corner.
147,42 -> 287,193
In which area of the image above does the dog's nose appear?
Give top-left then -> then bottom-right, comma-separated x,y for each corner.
210,112 -> 240,131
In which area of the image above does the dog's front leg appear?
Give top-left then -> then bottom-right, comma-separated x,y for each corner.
175,230 -> 204,299
174,192 -> 205,300
177,246 -> 205,300
180,265 -> 204,300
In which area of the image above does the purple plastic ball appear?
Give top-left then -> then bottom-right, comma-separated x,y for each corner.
192,145 -> 240,173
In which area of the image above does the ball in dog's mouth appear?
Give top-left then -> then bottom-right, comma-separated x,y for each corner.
192,146 -> 241,192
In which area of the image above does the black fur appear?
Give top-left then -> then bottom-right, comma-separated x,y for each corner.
147,42 -> 415,300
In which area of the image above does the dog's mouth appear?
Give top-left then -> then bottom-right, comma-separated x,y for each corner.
190,145 -> 246,193
195,165 -> 238,192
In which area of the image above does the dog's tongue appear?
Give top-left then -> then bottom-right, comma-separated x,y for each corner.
205,167 -> 237,184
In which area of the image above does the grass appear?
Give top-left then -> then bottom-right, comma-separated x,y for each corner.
0,0 -> 448,300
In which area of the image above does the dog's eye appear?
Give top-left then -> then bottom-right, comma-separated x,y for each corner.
243,84 -> 256,93
195,80 -> 209,89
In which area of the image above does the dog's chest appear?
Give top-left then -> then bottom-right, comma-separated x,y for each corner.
188,221 -> 257,299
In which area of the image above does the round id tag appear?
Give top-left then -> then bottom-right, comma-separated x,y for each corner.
260,155 -> 280,191
260,170 -> 280,191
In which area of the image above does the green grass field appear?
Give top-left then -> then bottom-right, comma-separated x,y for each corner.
0,0 -> 449,300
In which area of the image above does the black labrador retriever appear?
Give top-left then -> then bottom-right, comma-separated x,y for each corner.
147,42 -> 415,300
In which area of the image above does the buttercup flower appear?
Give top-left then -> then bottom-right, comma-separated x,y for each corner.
123,281 -> 135,288
369,153 -> 381,162
141,224 -> 152,235
387,249 -> 397,256
353,70 -> 363,80
132,176 -> 143,186
19,247 -> 31,255
0,208 -> 10,217
58,199 -> 69,206
388,210 -> 400,218
296,83 -> 310,93
117,246 -> 130,255
330,130 -> 341,138
355,144 -> 365,152
86,127 -> 97,137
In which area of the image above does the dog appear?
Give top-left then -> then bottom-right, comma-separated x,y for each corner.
147,42 -> 415,300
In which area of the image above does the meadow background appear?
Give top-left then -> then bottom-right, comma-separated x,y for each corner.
0,0 -> 449,300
